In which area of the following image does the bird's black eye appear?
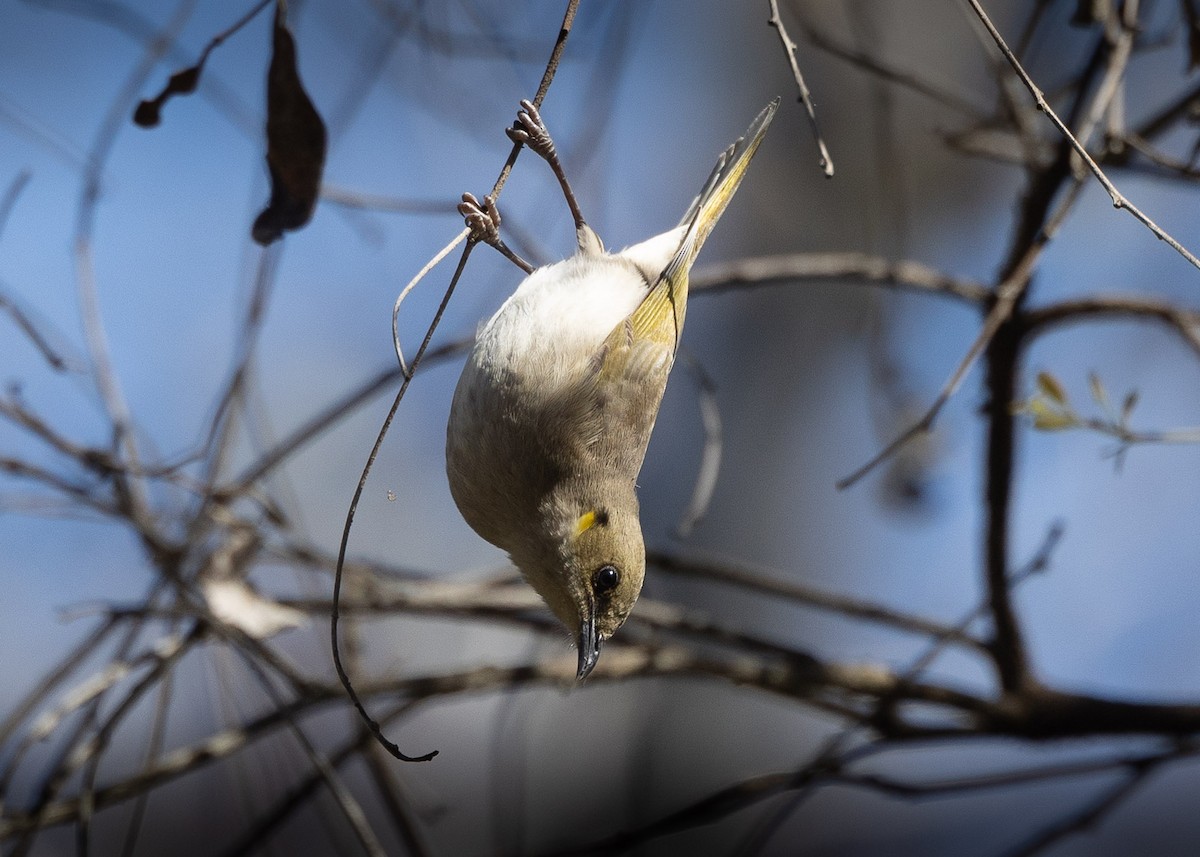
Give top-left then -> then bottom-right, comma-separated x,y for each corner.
592,564 -> 620,595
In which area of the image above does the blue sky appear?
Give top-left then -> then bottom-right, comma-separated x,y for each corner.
5,1 -> 1200,854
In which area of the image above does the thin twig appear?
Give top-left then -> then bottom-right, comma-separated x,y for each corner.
767,0 -> 834,176
331,247 -> 472,762
997,764 -> 1159,857
0,457 -> 117,516
485,0 -> 582,203
647,551 -> 989,653
320,184 -> 451,214
133,0 -> 273,125
198,246 -> 280,494
116,668 -> 175,857
691,252 -> 989,304
8,622 -> 195,857
834,272 -> 1028,491
0,94 -> 87,170
71,0 -> 200,538
964,0 -> 1200,272
0,168 -> 31,241
214,701 -> 420,857
392,228 -> 469,377
1023,294 -> 1200,357
734,521 -> 1064,856
77,626 -> 179,857
0,617 -> 116,753
0,286 -> 73,371
331,0 -> 584,763
234,644 -> 388,857
802,23 -> 986,120
837,172 -> 1086,492
673,351 -> 722,538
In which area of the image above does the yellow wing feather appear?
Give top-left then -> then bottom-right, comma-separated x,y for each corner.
577,100 -> 776,474
609,97 -> 778,370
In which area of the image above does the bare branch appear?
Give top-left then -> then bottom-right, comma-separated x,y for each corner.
392,228 -> 470,377
964,0 -> 1200,272
691,252 -> 989,304
672,352 -> 722,538
997,761 -> 1161,857
331,0 -> 587,764
320,183 -> 452,214
1023,294 -> 1200,357
802,24 -> 986,119
0,285 -> 74,371
647,551 -> 990,654
767,0 -> 834,176
0,168 -> 31,241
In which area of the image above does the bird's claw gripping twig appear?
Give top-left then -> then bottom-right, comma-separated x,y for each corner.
458,192 -> 501,246
506,98 -> 557,161
505,98 -> 591,248
457,192 -> 533,273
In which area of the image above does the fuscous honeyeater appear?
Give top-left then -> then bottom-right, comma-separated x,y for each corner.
446,98 -> 777,679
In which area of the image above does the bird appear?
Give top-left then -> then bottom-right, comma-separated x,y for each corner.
446,97 -> 778,680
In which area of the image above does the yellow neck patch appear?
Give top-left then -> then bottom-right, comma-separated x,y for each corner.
575,510 -> 598,538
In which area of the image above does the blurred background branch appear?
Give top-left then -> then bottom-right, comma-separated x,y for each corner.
4,0 -> 1200,855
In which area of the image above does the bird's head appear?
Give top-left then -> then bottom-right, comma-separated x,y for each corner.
512,482 -> 646,680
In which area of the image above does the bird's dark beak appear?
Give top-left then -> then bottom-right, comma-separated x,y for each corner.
576,608 -> 602,680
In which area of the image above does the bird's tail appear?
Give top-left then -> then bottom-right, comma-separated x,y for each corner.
625,99 -> 778,350
666,97 -> 779,284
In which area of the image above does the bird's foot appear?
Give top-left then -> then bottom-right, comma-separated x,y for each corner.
506,98 -> 557,162
458,192 -> 533,273
458,192 -> 501,246
505,98 -> 594,253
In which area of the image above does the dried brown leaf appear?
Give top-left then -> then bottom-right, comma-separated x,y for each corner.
251,2 -> 327,245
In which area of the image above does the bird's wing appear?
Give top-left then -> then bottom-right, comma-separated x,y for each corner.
584,304 -> 678,474
563,99 -> 779,474
659,97 -> 779,301
602,96 -> 780,372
